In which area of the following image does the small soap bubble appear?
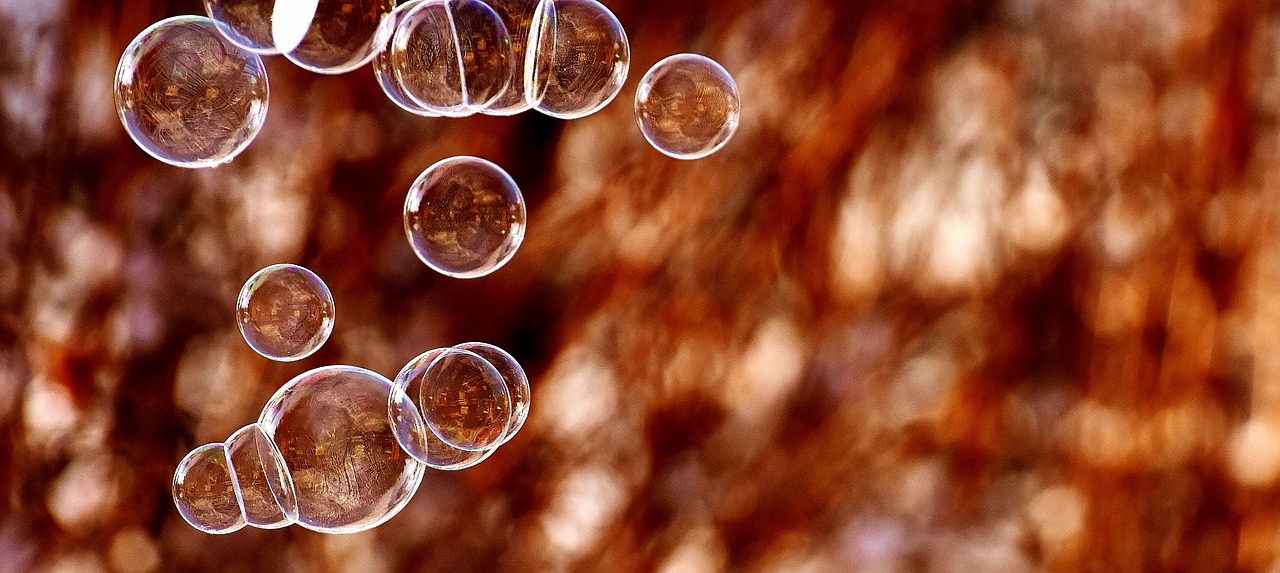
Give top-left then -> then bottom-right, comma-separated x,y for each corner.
224,423 -> 297,528
455,342 -> 530,444
404,156 -> 526,278
258,365 -> 424,534
418,348 -> 512,451
635,54 -> 741,160
172,443 -> 247,534
273,0 -> 396,74
525,0 -> 630,119
205,0 -> 280,53
390,348 -> 498,469
388,0 -> 512,117
236,264 -> 335,362
480,0 -> 539,115
115,15 -> 269,168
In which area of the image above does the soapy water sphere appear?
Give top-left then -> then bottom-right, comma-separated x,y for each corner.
418,348 -> 512,451
480,0 -> 540,115
205,0 -> 280,53
224,423 -> 298,528
389,348 -> 499,469
455,341 -> 530,444
173,443 -> 247,534
636,54 -> 741,160
272,0 -> 397,74
388,0 -> 512,117
236,264 -> 335,361
404,156 -> 526,278
372,0 -> 440,117
258,365 -> 425,533
525,0 -> 630,119
115,15 -> 269,168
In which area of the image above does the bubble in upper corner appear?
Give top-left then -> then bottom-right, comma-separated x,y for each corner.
524,0 -> 630,119
272,0 -> 396,74
635,54 -> 741,160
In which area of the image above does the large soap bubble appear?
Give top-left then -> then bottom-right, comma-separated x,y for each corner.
388,0 -> 512,117
273,0 -> 397,74
115,15 -> 269,168
404,156 -> 526,278
389,348 -> 499,470
636,54 -> 741,160
525,0 -> 630,119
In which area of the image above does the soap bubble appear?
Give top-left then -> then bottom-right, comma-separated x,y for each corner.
480,0 -> 540,115
404,156 -> 526,278
417,348 -> 512,451
115,15 -> 269,168
224,423 -> 297,528
205,0 -> 279,53
372,0 -> 440,117
635,54 -> 741,160
273,0 -> 397,74
525,0 -> 630,119
390,348 -> 498,469
236,264 -> 335,362
454,342 -> 530,444
258,365 -> 425,534
172,443 -> 247,534
388,0 -> 512,117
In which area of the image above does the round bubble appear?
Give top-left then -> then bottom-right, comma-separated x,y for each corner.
388,0 -> 511,117
224,423 -> 297,528
115,15 -> 269,168
372,0 -> 440,117
455,342 -> 530,444
404,156 -> 526,278
258,365 -> 425,534
173,443 -> 247,534
273,0 -> 396,74
205,0 -> 280,53
525,0 -> 629,119
390,348 -> 498,469
636,54 -> 741,160
480,0 -> 540,115
236,264 -> 335,362
418,348 -> 512,451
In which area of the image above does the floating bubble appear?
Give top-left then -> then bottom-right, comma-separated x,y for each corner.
387,0 -> 512,117
273,0 -> 396,74
480,0 -> 540,115
172,443 -> 247,534
404,156 -> 526,278
525,0 -> 630,119
258,365 -> 424,534
417,348 -> 512,451
372,0 -> 440,117
205,0 -> 280,54
455,342 -> 530,444
224,423 -> 297,528
115,15 -> 269,168
236,264 -> 335,362
635,54 -> 740,160
390,348 -> 498,469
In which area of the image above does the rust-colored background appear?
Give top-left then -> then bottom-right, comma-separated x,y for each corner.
2,0 -> 1276,571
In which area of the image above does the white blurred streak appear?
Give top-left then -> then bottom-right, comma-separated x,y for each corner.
535,343 -> 620,441
22,375 -> 77,454
46,454 -> 119,534
539,465 -> 628,559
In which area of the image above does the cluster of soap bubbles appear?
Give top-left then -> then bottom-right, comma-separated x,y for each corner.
115,0 -> 740,168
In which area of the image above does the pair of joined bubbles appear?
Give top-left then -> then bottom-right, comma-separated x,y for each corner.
114,0 -> 741,168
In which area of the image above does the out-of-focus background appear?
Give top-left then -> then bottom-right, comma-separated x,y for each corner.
2,0 -> 1278,571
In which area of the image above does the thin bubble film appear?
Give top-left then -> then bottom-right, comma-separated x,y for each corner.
258,365 -> 424,534
115,15 -> 269,168
455,341 -> 530,444
403,156 -> 526,278
479,0 -> 540,115
373,0 -> 441,117
390,348 -> 497,469
635,54 -> 741,160
205,0 -> 280,54
236,264 -> 335,362
419,348 -> 512,451
172,443 -> 247,534
224,423 -> 298,528
389,0 -> 512,117
525,0 -> 630,119
274,0 -> 396,74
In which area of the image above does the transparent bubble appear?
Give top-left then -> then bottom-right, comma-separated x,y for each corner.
389,348 -> 498,469
635,54 -> 741,160
372,0 -> 440,117
205,0 -> 280,54
115,15 -> 269,168
387,0 -> 512,117
224,423 -> 297,528
480,0 -> 540,115
525,0 -> 630,119
454,342 -> 530,444
404,156 -> 526,278
258,365 -> 424,534
417,348 -> 512,451
273,0 -> 396,74
172,443 -> 247,534
236,264 -> 335,362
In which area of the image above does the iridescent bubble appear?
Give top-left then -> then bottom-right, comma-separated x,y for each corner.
389,348 -> 498,469
635,54 -> 741,160
236,264 -> 335,362
172,443 -> 247,534
372,0 -> 440,117
388,0 -> 512,117
205,0 -> 279,54
404,156 -> 526,278
258,365 -> 424,534
480,0 -> 540,115
418,348 -> 512,451
525,0 -> 629,119
224,423 -> 297,529
273,0 -> 396,74
115,15 -> 269,168
454,342 -> 530,444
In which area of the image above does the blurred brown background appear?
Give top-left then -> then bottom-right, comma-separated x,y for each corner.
2,0 -> 1278,571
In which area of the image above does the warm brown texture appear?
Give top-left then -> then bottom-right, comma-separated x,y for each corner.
0,0 -> 1275,571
